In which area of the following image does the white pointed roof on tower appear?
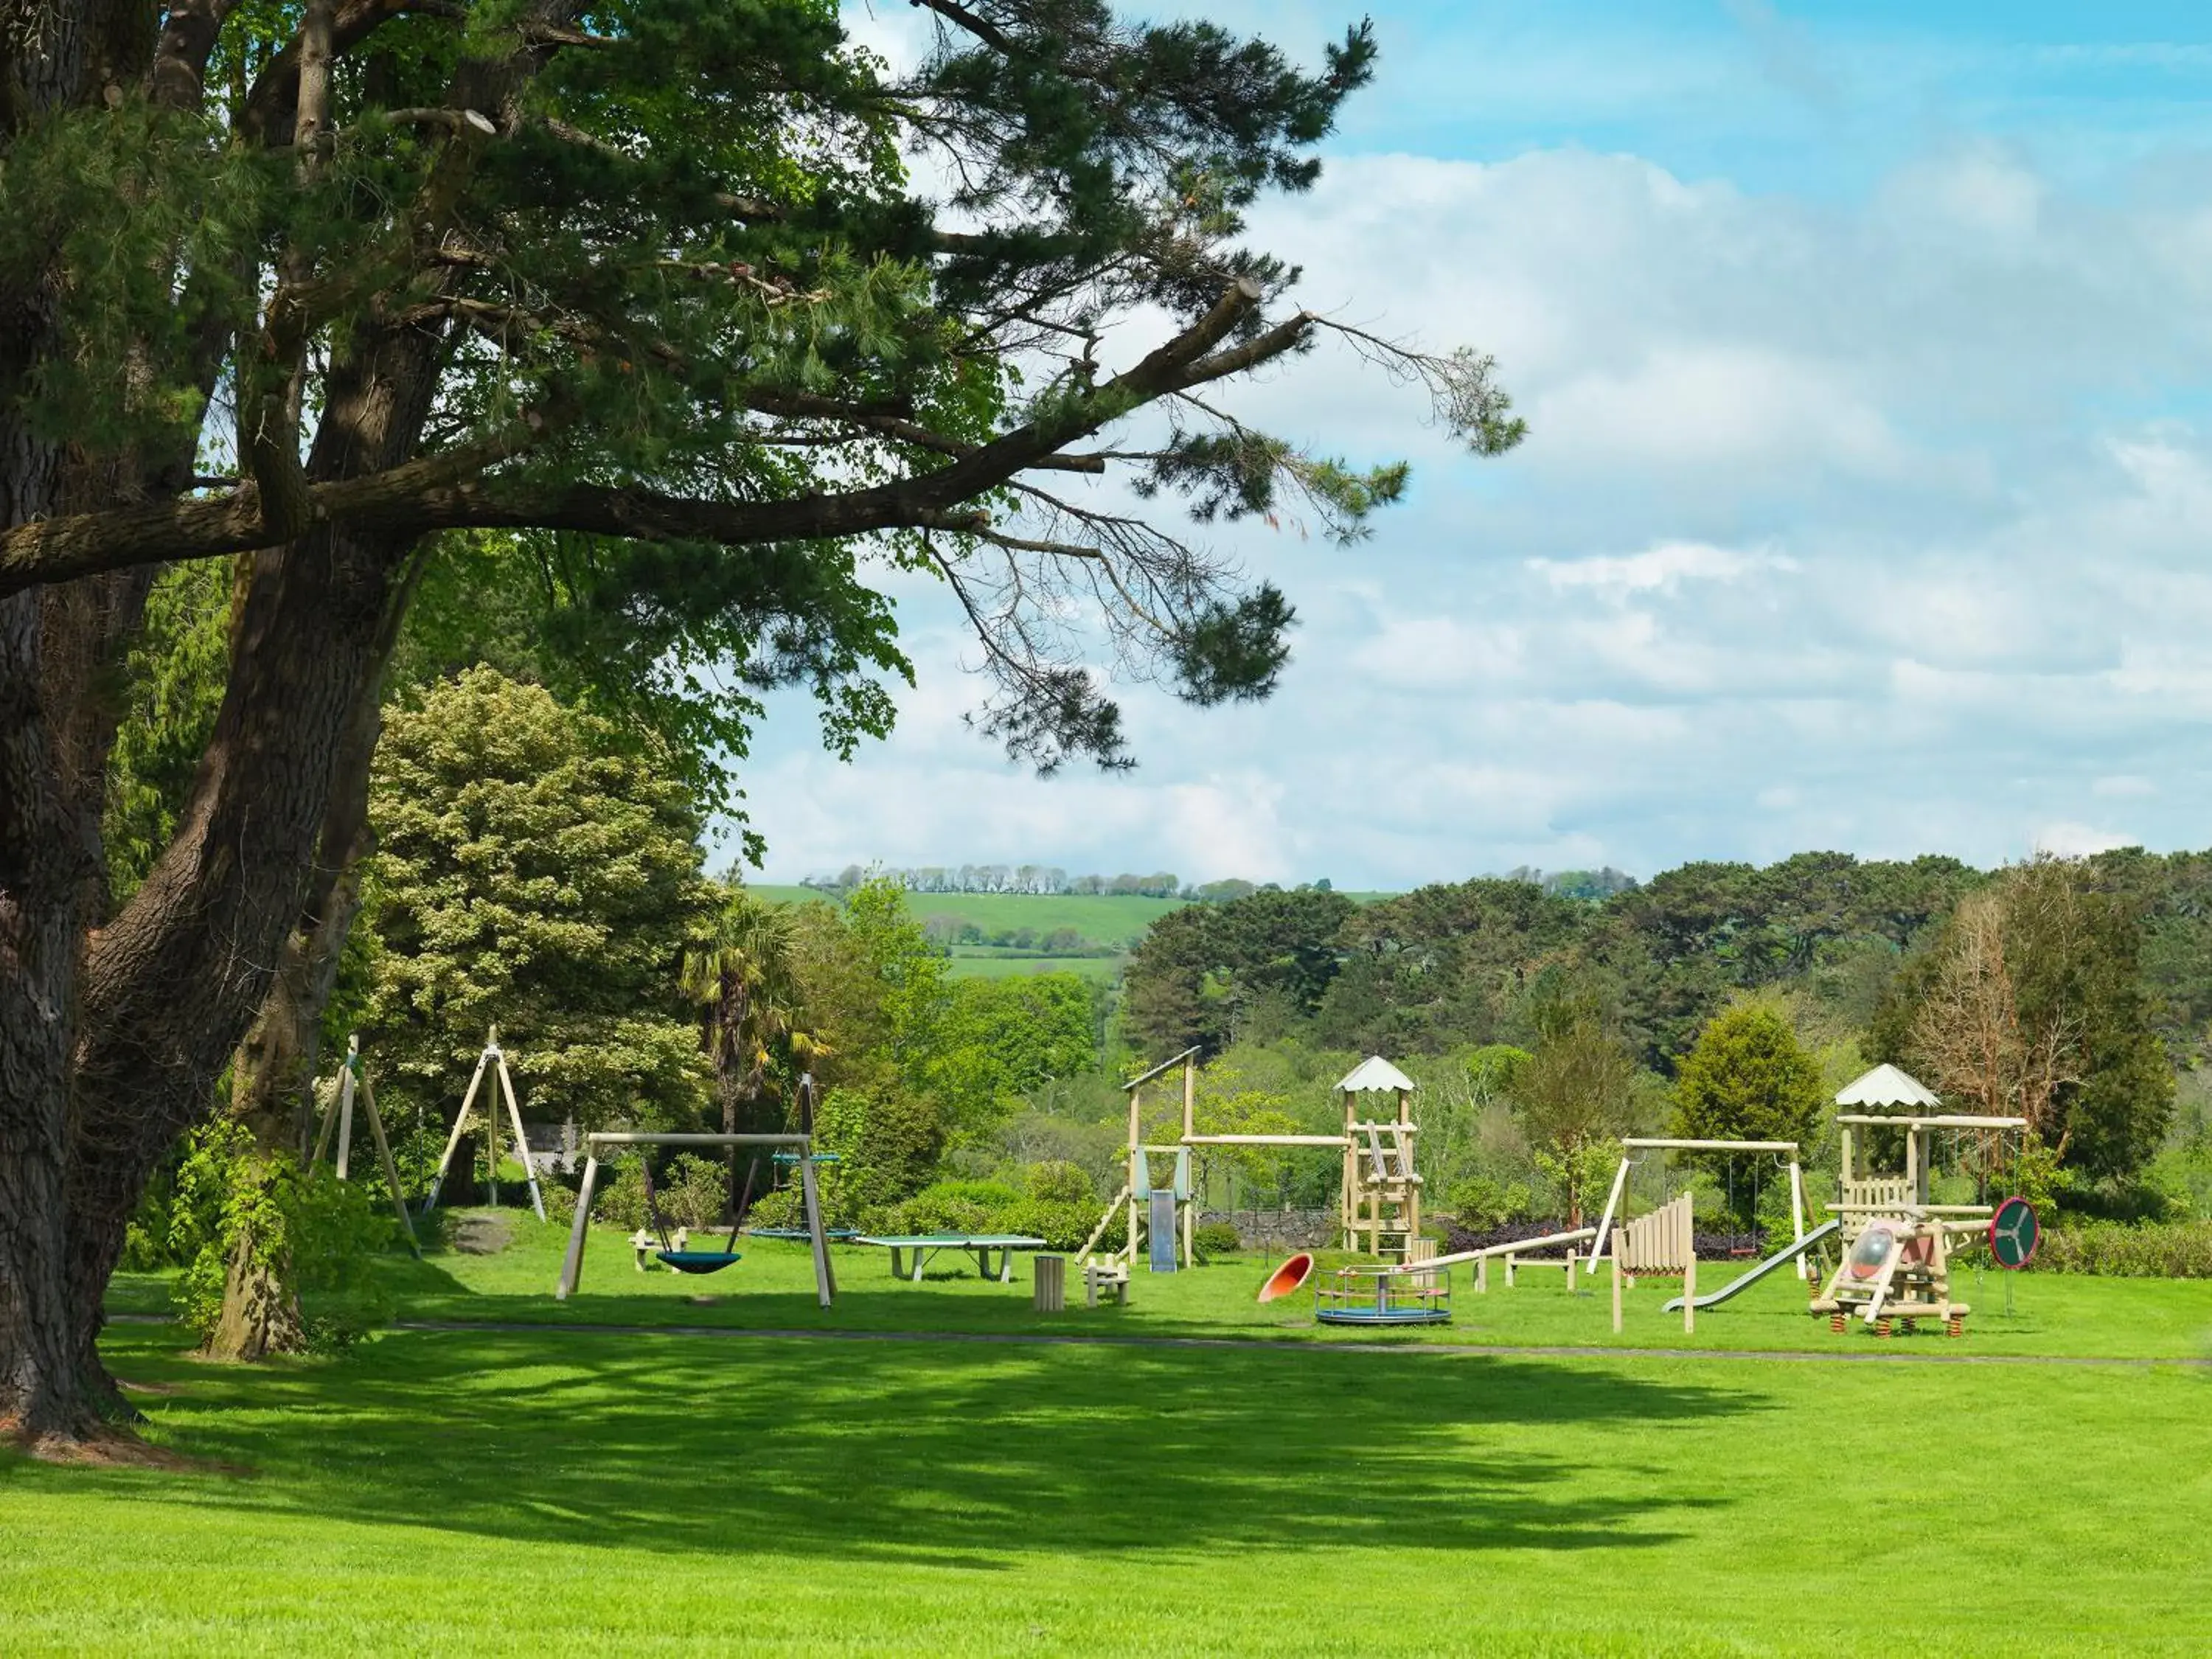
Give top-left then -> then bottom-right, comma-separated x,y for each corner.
1337,1055 -> 1416,1093
1833,1062 -> 1941,1109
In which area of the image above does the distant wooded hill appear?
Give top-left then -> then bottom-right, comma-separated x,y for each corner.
1118,848 -> 2212,1082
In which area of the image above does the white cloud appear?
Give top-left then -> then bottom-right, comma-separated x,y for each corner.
2034,822 -> 2139,858
1530,541 -> 1784,599
735,100 -> 2212,888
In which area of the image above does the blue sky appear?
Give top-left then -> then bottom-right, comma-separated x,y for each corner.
734,2 -> 2212,889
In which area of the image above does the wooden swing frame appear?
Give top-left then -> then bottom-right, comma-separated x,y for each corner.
554,1131 -> 837,1307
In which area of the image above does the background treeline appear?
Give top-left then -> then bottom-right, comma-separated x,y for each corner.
804,863 -> 1639,905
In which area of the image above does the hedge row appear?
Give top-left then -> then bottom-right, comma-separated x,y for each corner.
2033,1220 -> 2212,1278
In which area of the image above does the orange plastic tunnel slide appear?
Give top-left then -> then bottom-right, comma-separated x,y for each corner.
1257,1251 -> 1315,1303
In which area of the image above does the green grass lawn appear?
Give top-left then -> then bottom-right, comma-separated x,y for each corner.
941,951 -> 1124,981
13,1217 -> 2210,1655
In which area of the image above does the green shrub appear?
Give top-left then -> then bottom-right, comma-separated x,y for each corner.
1450,1175 -> 1532,1231
1193,1220 -> 1241,1256
593,1153 -> 732,1234
874,1178 -> 1021,1237
2034,1220 -> 2212,1277
1001,1198 -> 1098,1251
1023,1159 -> 1094,1206
161,1121 -> 400,1350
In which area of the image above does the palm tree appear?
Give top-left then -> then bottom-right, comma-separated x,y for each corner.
679,888 -> 821,1214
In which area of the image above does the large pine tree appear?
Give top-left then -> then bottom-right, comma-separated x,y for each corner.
0,1 -> 1521,1449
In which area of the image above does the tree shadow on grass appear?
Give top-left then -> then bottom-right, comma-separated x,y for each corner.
90,1326 -> 1755,1565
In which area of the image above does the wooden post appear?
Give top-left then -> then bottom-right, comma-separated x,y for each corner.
1611,1249 -> 1623,1333
355,1064 -> 421,1255
1587,1155 -> 1631,1276
1476,1254 -> 1488,1294
555,1155 -> 600,1299
425,1041 -> 491,1212
799,1155 -> 835,1308
1127,1083 -> 1142,1267
1788,1159 -> 1809,1280
311,1076 -> 341,1166
1034,1254 -> 1065,1312
493,1046 -> 547,1223
1340,1090 -> 1354,1251
1565,1248 -> 1577,1293
1504,1255 -> 1515,1289
1680,1193 -> 1696,1332
334,1035 -> 358,1180
1180,1057 -> 1197,1269
484,1027 -> 501,1208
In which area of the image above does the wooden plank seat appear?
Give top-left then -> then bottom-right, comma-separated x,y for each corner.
1082,1259 -> 1130,1307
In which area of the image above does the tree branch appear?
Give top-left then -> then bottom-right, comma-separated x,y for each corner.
1,277 -> 1270,594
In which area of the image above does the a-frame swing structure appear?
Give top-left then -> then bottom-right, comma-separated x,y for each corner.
310,1034 -> 421,1255
422,1023 -> 546,1222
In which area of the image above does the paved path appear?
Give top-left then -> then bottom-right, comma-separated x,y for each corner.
390,1318 -> 2212,1368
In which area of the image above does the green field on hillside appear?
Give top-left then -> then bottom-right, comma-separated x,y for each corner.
939,952 -> 1122,981
752,884 -> 1183,946
24,1221 -> 2212,1655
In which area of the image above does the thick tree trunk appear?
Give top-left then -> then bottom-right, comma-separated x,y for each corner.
63,316 -> 445,1386
229,580 -> 405,1156
216,571 -> 410,1353
0,592 -> 98,1441
201,1198 -> 306,1363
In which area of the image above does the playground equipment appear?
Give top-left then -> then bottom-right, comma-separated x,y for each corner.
1589,1138 -> 1811,1281
1665,1220 -> 1842,1313
422,1024 -> 545,1222
1334,1056 -> 1423,1255
855,1233 -> 1048,1284
1077,1051 -> 1424,1286
1809,1064 -> 2025,1338
307,1034 -> 420,1256
1373,1225 -> 1596,1288
1315,1263 -> 1453,1325
1257,1251 -> 1315,1303
555,1130 -> 837,1306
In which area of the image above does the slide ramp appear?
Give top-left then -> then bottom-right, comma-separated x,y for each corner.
1663,1219 -> 1842,1312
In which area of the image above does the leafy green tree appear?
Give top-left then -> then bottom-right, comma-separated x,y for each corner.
681,884 -> 818,1140
1318,879 -> 1592,1054
1124,887 -> 1356,1057
1672,1002 -> 1824,1146
102,560 -> 234,908
1514,1005 -> 1641,1226
923,974 -> 1099,1147
359,668 -> 713,1134
1670,1001 -> 1824,1225
1887,858 -> 2173,1184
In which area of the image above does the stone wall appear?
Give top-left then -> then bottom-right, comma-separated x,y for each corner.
1199,1207 -> 1335,1251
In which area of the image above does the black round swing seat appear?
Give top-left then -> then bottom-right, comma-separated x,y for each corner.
657,1251 -> 742,1274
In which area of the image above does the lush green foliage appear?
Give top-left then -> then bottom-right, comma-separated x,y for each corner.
358,668 -> 714,1135
1124,886 -> 1357,1054
2037,1220 -> 2212,1277
1116,849 -> 2197,1193
122,1121 -> 398,1348
1670,1001 -> 1824,1221
681,883 -> 818,1136
922,974 -> 1099,1141
101,560 -> 232,908
867,1163 -> 1100,1251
